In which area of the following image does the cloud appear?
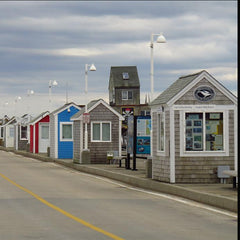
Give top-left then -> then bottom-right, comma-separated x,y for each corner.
0,1 -> 237,118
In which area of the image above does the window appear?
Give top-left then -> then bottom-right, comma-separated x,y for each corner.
122,72 -> 129,80
91,122 -> 111,142
157,113 -> 165,152
9,127 -> 14,137
122,90 -> 133,100
185,112 -> 223,152
0,127 -> 3,139
60,123 -> 73,141
20,126 -> 27,139
41,126 -> 49,139
141,110 -> 151,116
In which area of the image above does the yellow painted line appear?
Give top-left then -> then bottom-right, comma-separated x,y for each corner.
0,172 -> 125,240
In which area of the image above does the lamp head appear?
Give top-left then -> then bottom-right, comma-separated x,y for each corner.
156,33 -> 166,43
89,64 -> 96,71
52,80 -> 58,86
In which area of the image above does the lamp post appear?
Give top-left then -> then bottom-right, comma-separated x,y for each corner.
14,96 -> 22,116
49,80 -> 58,111
27,89 -> 34,114
150,32 -> 166,101
84,63 -> 96,150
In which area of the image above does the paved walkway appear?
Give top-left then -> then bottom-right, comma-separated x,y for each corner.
70,158 -> 237,200
0,147 -> 238,213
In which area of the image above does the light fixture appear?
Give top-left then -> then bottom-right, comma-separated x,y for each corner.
89,64 -> 96,71
156,33 -> 166,43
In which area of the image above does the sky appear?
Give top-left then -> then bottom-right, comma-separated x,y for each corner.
0,1 -> 237,118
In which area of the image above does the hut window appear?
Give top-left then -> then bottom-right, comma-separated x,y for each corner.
157,113 -> 165,152
41,126 -> 49,139
91,122 -> 111,142
20,126 -> 28,140
185,112 -> 223,151
60,123 -> 73,141
9,127 -> 14,137
0,127 -> 3,138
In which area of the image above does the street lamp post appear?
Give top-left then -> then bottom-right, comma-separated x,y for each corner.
14,96 -> 22,116
84,63 -> 96,150
150,32 -> 166,101
49,80 -> 58,111
27,89 -> 34,114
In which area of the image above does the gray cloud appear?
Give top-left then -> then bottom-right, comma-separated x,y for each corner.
0,1 -> 237,117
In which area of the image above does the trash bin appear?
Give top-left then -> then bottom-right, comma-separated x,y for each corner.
146,156 -> 152,178
81,149 -> 91,164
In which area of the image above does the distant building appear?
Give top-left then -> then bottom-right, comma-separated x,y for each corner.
108,66 -> 150,148
29,111 -> 50,154
14,114 -> 33,151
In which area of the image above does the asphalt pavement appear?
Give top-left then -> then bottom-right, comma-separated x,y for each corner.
0,147 -> 238,213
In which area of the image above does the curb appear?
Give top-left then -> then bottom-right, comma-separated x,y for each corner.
0,147 -> 237,213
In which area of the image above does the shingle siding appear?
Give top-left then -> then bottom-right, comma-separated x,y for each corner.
88,104 -> 120,163
73,101 -> 121,164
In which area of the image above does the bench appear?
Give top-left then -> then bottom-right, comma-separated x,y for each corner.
222,170 -> 238,188
112,156 -> 127,167
107,151 -> 127,167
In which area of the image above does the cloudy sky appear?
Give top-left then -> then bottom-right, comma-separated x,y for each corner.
0,1 -> 237,118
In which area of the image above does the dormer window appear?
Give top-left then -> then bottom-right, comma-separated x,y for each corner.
122,72 -> 129,80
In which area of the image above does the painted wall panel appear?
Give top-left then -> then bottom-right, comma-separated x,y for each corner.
58,106 -> 79,159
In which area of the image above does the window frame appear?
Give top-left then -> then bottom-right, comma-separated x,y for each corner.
157,112 -> 165,154
122,90 -> 133,100
91,121 -> 111,142
60,122 -> 73,141
180,110 -> 229,157
0,126 -> 3,139
40,125 -> 50,140
20,125 -> 28,140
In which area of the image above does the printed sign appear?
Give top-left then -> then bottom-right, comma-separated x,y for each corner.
136,116 -> 151,154
83,113 -> 90,124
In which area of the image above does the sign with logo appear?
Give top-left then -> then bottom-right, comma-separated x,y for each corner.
194,86 -> 215,102
83,113 -> 90,124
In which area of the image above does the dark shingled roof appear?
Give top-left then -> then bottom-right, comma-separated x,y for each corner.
150,70 -> 205,106
71,99 -> 103,119
109,66 -> 140,88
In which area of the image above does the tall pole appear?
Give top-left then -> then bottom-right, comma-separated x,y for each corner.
49,80 -> 58,112
150,33 -> 166,102
150,33 -> 154,100
84,64 -> 88,150
84,63 -> 96,150
49,80 -> 52,111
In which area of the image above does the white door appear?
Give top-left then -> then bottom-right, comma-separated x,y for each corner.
39,123 -> 50,153
6,125 -> 14,147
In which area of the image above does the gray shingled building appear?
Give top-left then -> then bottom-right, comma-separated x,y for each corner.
150,70 -> 237,183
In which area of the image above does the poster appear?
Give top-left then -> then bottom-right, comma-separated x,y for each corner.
136,116 -> 151,154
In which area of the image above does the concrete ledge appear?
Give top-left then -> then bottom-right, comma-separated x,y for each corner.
0,146 -> 237,213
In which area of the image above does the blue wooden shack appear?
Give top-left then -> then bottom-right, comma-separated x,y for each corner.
49,102 -> 82,159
